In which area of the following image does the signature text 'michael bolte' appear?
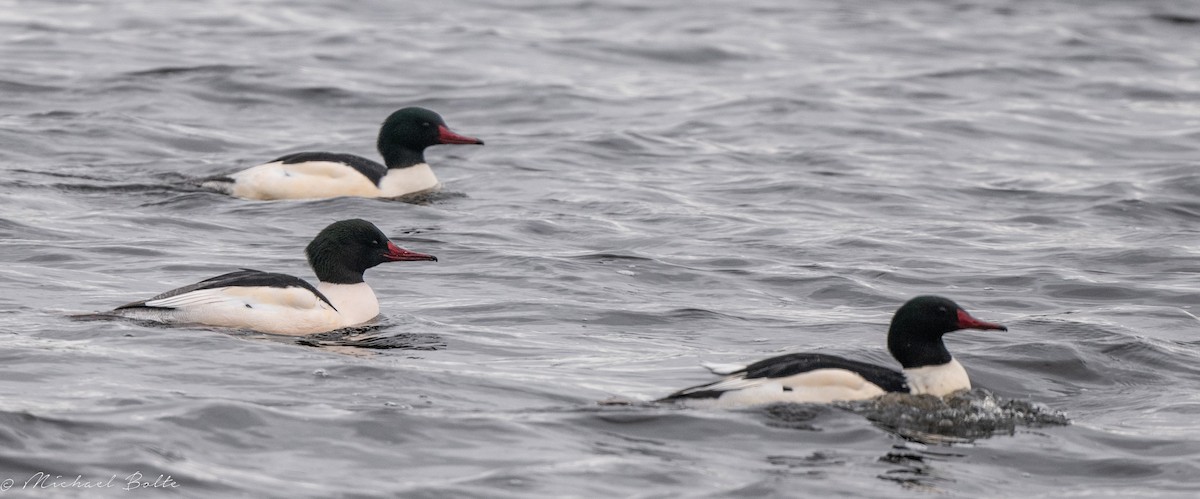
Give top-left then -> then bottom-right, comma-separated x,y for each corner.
0,471 -> 179,492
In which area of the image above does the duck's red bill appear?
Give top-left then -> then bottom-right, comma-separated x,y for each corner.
957,309 -> 1006,331
385,242 -> 438,262
437,125 -> 484,145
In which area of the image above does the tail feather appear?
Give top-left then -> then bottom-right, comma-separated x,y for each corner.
658,386 -> 727,402
701,362 -> 746,375
659,375 -> 754,403
197,175 -> 235,194
658,361 -> 753,403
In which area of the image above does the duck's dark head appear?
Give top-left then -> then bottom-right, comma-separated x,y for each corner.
886,295 -> 1006,368
376,107 -> 484,169
305,219 -> 437,284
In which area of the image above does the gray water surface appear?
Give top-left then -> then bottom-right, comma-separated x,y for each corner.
2,0 -> 1200,497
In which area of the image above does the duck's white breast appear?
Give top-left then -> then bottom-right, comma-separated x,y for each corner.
903,359 -> 970,396
316,282 -> 380,326
378,163 -> 440,197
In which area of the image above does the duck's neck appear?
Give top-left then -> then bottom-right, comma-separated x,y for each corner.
888,334 -> 952,369
379,143 -> 425,169
379,163 -> 439,197
317,282 -> 379,326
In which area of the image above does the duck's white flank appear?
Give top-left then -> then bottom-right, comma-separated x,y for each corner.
226,161 -> 381,200
902,359 -> 970,396
680,359 -> 971,408
316,282 -> 380,326
126,286 -> 342,336
221,161 -> 439,200
688,368 -> 889,408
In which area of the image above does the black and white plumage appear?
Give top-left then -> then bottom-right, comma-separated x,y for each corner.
116,269 -> 336,312
108,219 -> 437,335
202,107 -> 483,200
659,296 -> 1007,408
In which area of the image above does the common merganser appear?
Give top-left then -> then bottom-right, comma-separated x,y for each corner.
107,219 -> 437,335
202,107 -> 483,200
659,296 -> 1006,408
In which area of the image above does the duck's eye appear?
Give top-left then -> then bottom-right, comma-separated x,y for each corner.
938,306 -> 949,315
371,239 -> 380,245
422,122 -> 431,127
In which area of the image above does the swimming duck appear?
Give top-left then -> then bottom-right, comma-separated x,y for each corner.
108,219 -> 436,335
659,296 -> 1006,407
203,107 -> 483,200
